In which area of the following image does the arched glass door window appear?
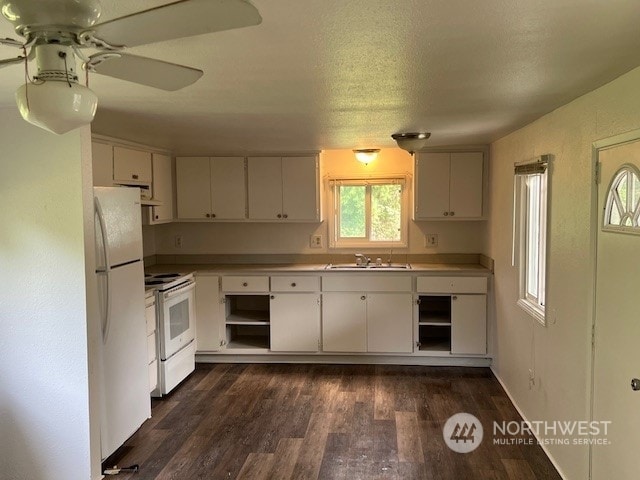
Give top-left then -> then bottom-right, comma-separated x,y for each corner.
603,165 -> 640,232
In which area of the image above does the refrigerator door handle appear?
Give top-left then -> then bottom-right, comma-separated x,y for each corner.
95,196 -> 113,342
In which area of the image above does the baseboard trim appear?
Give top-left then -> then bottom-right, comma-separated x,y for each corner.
490,366 -> 568,480
197,354 -> 492,367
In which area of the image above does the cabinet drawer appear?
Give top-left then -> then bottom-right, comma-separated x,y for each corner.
417,276 -> 487,294
271,276 -> 320,292
145,302 -> 156,335
322,275 -> 411,292
147,332 -> 157,364
221,276 -> 269,292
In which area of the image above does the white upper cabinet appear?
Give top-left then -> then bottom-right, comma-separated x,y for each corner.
210,157 -> 247,220
176,156 -> 246,221
113,146 -> 152,184
247,156 -> 319,222
92,141 -> 114,187
149,153 -> 173,224
415,152 -> 484,220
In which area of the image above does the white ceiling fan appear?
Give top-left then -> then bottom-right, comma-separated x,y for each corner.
0,0 -> 262,134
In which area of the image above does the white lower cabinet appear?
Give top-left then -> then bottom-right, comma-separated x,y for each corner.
367,293 -> 414,353
194,274 -> 224,351
321,292 -> 413,353
322,293 -> 367,352
416,276 -> 487,355
451,294 -> 487,355
270,293 -> 320,352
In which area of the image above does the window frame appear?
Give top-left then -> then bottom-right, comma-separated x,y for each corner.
328,176 -> 409,249
513,158 -> 549,325
602,164 -> 640,234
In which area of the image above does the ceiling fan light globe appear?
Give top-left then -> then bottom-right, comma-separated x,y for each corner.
15,81 -> 98,134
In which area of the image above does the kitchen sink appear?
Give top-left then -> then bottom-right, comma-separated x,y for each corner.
324,263 -> 412,270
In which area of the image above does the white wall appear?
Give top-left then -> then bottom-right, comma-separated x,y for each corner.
488,65 -> 640,479
154,148 -> 486,255
0,109 -> 97,480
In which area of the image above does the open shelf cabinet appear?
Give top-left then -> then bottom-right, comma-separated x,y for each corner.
224,294 -> 270,349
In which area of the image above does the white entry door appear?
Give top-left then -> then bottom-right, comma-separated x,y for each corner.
592,138 -> 640,479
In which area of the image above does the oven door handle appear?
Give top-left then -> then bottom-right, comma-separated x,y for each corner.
163,280 -> 196,300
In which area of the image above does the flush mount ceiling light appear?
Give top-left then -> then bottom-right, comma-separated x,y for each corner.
353,149 -> 380,165
391,132 -> 431,154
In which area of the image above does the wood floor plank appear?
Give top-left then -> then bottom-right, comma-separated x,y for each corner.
268,438 -> 304,480
502,458 -> 538,480
395,411 -> 424,463
291,412 -> 333,480
236,452 -> 275,480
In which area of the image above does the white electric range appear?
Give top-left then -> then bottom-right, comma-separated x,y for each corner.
144,272 -> 196,396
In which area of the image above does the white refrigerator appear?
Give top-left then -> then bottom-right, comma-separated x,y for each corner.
94,187 -> 151,461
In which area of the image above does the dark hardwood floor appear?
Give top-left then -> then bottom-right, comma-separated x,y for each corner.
105,364 -> 561,480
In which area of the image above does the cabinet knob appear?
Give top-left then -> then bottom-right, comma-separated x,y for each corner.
132,174 -> 139,180
443,211 -> 449,216
277,214 -> 282,218
361,295 -> 366,301
452,295 -> 458,300
212,213 -> 216,218
205,213 -> 211,218
450,211 -> 455,216
270,295 -> 275,300
291,282 -> 297,287
242,282 -> 248,287
154,215 -> 159,220
283,214 -> 288,219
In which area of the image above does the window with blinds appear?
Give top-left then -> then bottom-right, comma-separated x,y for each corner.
513,155 -> 550,325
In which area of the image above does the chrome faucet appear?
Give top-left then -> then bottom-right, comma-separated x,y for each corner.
355,253 -> 370,266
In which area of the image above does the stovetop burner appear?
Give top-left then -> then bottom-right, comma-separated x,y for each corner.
144,272 -> 194,291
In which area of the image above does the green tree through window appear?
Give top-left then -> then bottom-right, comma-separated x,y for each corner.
331,178 -> 406,247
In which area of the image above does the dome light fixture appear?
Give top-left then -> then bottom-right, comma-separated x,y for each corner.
391,132 -> 431,154
15,44 -> 98,135
353,148 -> 380,165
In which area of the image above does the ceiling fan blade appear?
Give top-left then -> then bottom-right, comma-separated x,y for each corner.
0,56 -> 24,69
90,53 -> 203,91
92,0 -> 262,48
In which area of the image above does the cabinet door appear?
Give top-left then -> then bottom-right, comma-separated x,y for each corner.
247,157 -> 283,220
113,146 -> 152,183
415,153 -> 450,218
150,153 -> 173,224
210,157 -> 246,219
282,156 -> 319,221
322,293 -> 367,352
367,293 -> 413,353
92,141 -> 114,187
449,152 -> 483,218
176,157 -> 212,220
270,293 -> 320,352
195,275 -> 224,351
451,294 -> 486,355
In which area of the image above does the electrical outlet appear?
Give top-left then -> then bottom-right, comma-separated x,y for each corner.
310,235 -> 322,248
175,235 -> 183,249
425,234 -> 438,247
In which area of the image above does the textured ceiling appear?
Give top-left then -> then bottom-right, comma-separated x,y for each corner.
1,0 -> 640,154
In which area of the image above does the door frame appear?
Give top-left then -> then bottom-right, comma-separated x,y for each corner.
589,128 -> 640,479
